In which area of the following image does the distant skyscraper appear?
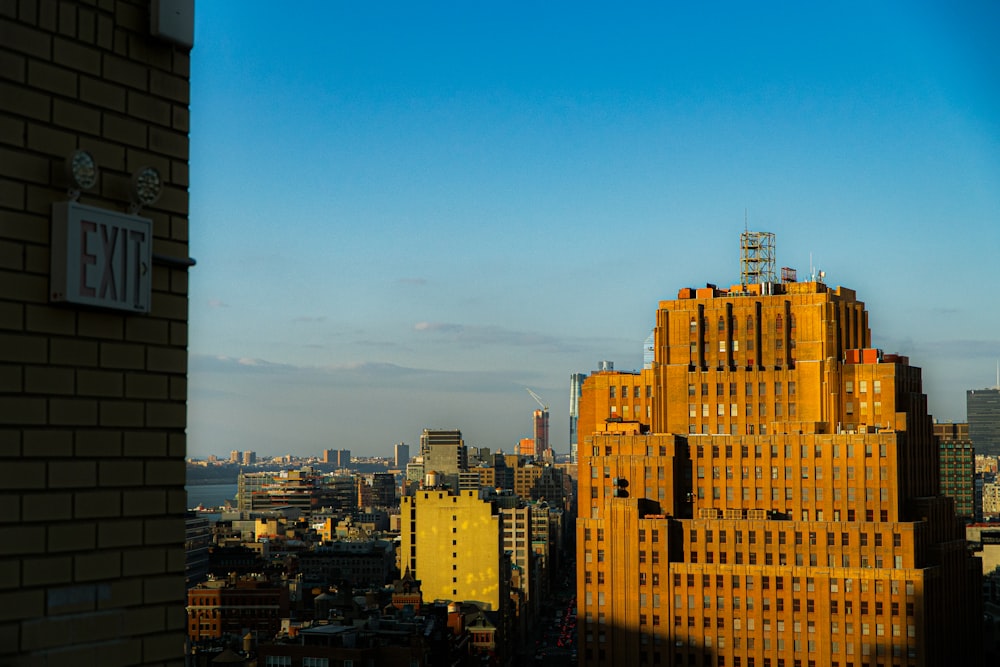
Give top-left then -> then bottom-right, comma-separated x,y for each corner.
577,247 -> 982,666
533,408 -> 550,458
420,429 -> 467,489
935,422 -> 975,520
322,448 -> 334,463
394,442 -> 410,468
569,373 -> 587,464
242,450 -> 257,465
968,387 -> 1000,456
643,328 -> 655,369
230,449 -> 241,463
336,449 -> 352,467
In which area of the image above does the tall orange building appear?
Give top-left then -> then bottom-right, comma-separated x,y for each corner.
577,265 -> 981,666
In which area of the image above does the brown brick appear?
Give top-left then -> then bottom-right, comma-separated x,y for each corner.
0,16 -> 52,58
142,630 -> 187,662
77,6 -> 96,44
144,401 -> 184,428
22,555 -> 73,586
0,428 -> 21,458
149,68 -> 187,103
146,345 -> 185,373
97,518 -> 143,548
103,53 -> 146,90
122,547 -> 165,576
0,301 -> 24,331
143,517 -> 183,546
123,147 -> 170,179
0,47 -> 27,83
168,320 -> 186,346
80,74 -> 125,112
0,525 -> 44,555
144,459 -> 184,485
26,123 -> 78,162
23,244 -> 48,276
1,460 -> 45,488
27,58 -> 78,96
172,49 -> 189,78
50,336 -> 98,366
24,365 -> 75,395
122,601 -> 165,634
99,459 -> 143,486
0,145 -> 50,182
0,333 -> 48,363
171,103 -> 188,132
18,0 -> 38,24
0,266 -> 48,301
0,589 -> 44,622
123,315 -> 168,344
0,364 -> 22,392
0,238 -> 23,268
169,265 -> 188,295
169,159 -> 187,187
123,430 -> 166,456
53,98 -> 101,135
95,10 -> 113,48
77,368 -> 123,397
127,90 -> 171,126
57,1 -> 76,37
142,573 -> 183,604
78,310 -> 124,339
98,577 -> 141,610
75,429 -> 122,456
74,549 -> 119,580
168,375 -> 185,401
22,428 -> 73,456
98,399 -> 144,427
99,341 -> 143,369
49,397 -> 99,425
0,210 -> 48,243
75,489 -> 121,518
165,488 -> 186,514
167,431 -> 184,457
103,111 -> 147,147
0,559 -> 19,589
0,114 -> 27,151
49,521 -> 97,551
52,37 -> 101,77
100,637 -> 144,667
49,459 -> 97,487
122,488 -> 167,516
0,396 -> 46,424
148,125 -> 187,159
36,0 -> 55,29
20,491 -> 73,521
124,372 -> 167,399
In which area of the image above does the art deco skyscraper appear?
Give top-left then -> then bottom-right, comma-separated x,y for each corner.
577,258 -> 981,666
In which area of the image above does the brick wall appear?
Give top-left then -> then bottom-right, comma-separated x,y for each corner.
1,1 -> 191,664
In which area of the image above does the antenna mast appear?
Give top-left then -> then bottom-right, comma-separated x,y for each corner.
740,229 -> 776,286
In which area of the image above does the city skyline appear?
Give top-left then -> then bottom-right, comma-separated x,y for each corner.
187,2 -> 1000,458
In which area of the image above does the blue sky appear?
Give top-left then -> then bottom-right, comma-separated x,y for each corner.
187,2 -> 1000,459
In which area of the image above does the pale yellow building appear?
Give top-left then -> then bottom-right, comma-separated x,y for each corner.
400,489 -> 508,611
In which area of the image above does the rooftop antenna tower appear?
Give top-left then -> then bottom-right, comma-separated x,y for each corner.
740,228 -> 776,286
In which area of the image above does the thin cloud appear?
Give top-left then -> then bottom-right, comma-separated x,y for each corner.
207,299 -> 230,308
397,277 -> 428,286
189,354 -> 537,393
292,315 -> 326,323
414,321 -> 566,350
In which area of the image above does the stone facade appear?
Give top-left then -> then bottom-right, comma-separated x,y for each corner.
1,2 -> 192,664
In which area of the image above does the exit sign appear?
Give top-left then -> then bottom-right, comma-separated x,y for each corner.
51,201 -> 152,313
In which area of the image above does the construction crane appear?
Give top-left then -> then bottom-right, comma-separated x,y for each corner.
525,387 -> 548,411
